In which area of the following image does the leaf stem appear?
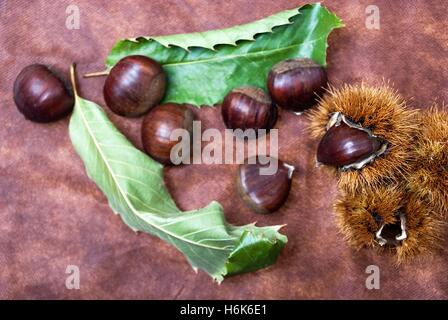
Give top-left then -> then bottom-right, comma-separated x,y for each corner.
83,70 -> 110,78
70,63 -> 79,97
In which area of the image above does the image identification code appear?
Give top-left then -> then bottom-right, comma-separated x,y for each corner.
180,304 -> 267,317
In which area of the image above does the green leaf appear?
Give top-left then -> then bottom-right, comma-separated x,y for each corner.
68,66 -> 287,282
105,3 -> 343,106
124,8 -> 301,51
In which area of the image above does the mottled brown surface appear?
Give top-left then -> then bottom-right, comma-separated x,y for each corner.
0,0 -> 447,299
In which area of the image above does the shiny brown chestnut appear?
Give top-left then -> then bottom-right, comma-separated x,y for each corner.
317,112 -> 388,170
237,156 -> 294,214
221,87 -> 277,131
267,58 -> 327,112
141,103 -> 194,165
13,64 -> 74,122
104,55 -> 166,117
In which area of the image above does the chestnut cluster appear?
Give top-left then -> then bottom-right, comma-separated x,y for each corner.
14,56 -> 327,215
104,56 -> 326,214
12,56 -> 446,258
221,58 -> 327,213
221,58 -> 328,131
308,84 -> 447,262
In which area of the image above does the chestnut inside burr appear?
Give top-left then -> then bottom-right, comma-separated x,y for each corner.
375,212 -> 407,247
316,112 -> 388,171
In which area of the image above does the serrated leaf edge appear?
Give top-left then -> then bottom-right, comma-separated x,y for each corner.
125,7 -> 301,51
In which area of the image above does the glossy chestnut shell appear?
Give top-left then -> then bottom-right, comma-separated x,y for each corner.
267,58 -> 327,112
237,156 -> 294,214
104,55 -> 166,117
141,103 -> 194,165
13,64 -> 74,122
317,122 -> 382,167
221,87 -> 277,131
317,113 -> 387,170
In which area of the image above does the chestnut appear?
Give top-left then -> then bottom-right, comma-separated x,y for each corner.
237,156 -> 294,214
13,64 -> 74,122
104,55 -> 166,117
221,87 -> 277,131
267,58 -> 327,112
316,112 -> 387,170
141,103 -> 194,165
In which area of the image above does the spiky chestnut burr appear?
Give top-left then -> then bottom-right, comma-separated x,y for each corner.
308,84 -> 420,194
407,106 -> 448,217
334,184 -> 405,251
396,192 -> 445,263
334,185 -> 444,263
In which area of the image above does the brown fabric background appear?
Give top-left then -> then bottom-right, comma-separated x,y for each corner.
0,0 -> 447,299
